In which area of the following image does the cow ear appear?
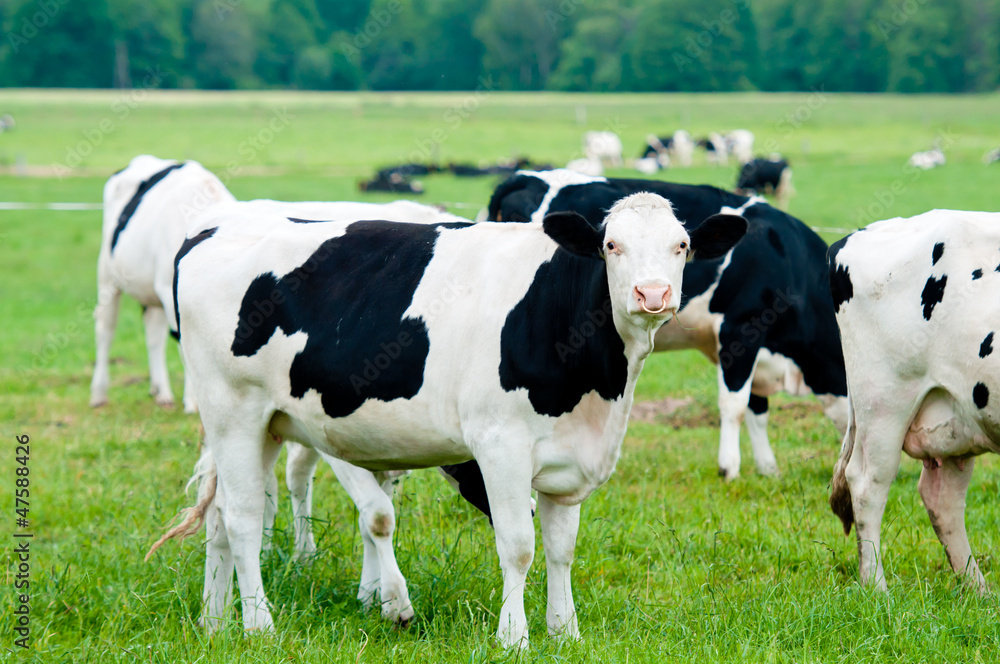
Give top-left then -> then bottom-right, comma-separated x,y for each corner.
688,214 -> 747,260
542,211 -> 603,259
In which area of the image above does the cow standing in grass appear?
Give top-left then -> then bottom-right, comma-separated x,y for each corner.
150,193 -> 745,647
91,155 -> 235,411
829,210 -> 1000,592
489,169 -> 848,480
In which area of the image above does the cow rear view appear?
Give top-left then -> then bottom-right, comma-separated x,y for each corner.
829,209 -> 1000,592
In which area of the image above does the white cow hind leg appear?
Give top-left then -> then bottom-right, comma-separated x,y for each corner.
202,476 -> 234,632
284,442 -> 320,561
745,394 -> 779,477
918,456 -> 987,593
142,306 -> 176,406
317,450 -> 413,623
537,493 -> 581,640
845,413 -> 907,591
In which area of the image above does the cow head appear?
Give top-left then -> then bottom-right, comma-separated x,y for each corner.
543,193 -> 747,335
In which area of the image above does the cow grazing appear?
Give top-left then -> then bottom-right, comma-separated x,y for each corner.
641,130 -> 695,169
92,155 -> 236,411
698,132 -> 729,166
151,195 -> 746,647
489,169 -> 848,480
908,148 -> 946,170
582,130 -> 624,167
829,210 -> 1000,593
735,157 -> 795,210
725,129 -> 755,165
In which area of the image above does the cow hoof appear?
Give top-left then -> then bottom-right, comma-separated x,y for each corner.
89,398 -> 108,408
718,467 -> 740,482
756,463 -> 780,478
155,397 -> 176,409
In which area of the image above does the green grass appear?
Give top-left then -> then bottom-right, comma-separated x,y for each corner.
2,90 -> 1000,662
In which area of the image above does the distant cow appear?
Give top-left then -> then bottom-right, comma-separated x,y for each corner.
582,130 -> 624,167
982,148 -> 999,165
641,130 -> 694,169
726,129 -> 755,165
735,158 -> 795,210
908,148 -> 945,170
153,194 -> 745,646
489,169 -> 848,480
92,155 -> 236,411
829,209 -> 1000,593
358,170 -> 424,194
698,132 -> 729,166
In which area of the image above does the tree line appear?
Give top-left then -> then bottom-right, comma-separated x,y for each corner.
2,0 -> 998,93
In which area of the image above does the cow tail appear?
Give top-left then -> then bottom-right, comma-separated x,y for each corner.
829,394 -> 856,535
145,447 -> 218,561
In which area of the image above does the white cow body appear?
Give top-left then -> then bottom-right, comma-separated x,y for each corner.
92,156 -> 236,410
908,148 -> 946,170
829,209 -> 1000,592
726,129 -> 755,166
582,130 -> 624,167
156,194 -> 745,647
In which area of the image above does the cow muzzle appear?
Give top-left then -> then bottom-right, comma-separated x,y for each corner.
633,284 -> 673,315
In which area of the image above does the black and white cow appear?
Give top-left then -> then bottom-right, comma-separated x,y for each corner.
150,194 -> 745,647
735,157 -> 794,210
829,210 -> 1000,593
92,155 -> 236,411
489,169 -> 848,480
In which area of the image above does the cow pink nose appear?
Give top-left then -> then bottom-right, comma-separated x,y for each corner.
634,285 -> 672,314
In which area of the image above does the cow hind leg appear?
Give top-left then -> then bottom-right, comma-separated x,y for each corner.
202,480 -> 235,632
90,281 -> 122,408
142,306 -> 175,406
285,442 -> 320,561
320,452 -> 413,624
716,349 -> 759,481
845,414 -> 907,591
918,457 -> 987,593
745,394 -> 778,477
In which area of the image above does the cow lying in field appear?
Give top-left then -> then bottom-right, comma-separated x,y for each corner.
735,157 -> 795,211
149,193 -> 746,647
489,169 -> 848,480
829,210 -> 1000,592
92,155 -> 236,411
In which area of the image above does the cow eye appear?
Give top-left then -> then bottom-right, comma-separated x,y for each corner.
679,241 -> 688,250
606,241 -> 616,252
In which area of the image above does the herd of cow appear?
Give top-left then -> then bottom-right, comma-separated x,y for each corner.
91,154 -> 998,648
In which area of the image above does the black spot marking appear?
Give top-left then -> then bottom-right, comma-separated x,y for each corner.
499,248 -> 627,417
995,263 -> 1000,273
920,275 -> 947,320
748,394 -> 768,415
288,217 -> 331,224
440,461 -> 493,524
972,269 -> 983,280
827,236 -> 854,314
231,221 -> 469,419
973,382 -> 989,409
981,332 -> 994,358
111,163 -> 184,251
767,228 -> 786,257
932,242 -> 944,265
172,227 -> 218,340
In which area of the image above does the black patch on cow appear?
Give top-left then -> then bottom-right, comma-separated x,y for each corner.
288,217 -> 332,224
973,382 -> 990,409
767,228 -> 786,257
440,461 -> 493,524
748,394 -> 768,415
995,263 -> 1000,273
172,226 -> 218,340
827,236 -> 854,314
231,221 -> 470,419
111,162 -> 184,251
981,332 -> 994,358
973,269 -> 983,280
920,275 -> 947,320
931,242 -> 944,265
499,248 -> 627,417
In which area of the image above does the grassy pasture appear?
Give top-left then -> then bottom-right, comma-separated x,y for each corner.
1,90 -> 1000,662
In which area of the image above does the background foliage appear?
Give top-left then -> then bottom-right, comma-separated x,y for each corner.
2,0 -> 1000,92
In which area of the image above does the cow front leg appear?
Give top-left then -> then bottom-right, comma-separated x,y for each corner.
845,415 -> 906,591
716,366 -> 754,481
90,281 -> 121,407
745,394 -> 778,477
142,305 -> 175,406
538,493 -> 580,640
478,447 -> 535,649
285,442 -> 320,561
918,456 -> 986,593
320,452 -> 413,624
